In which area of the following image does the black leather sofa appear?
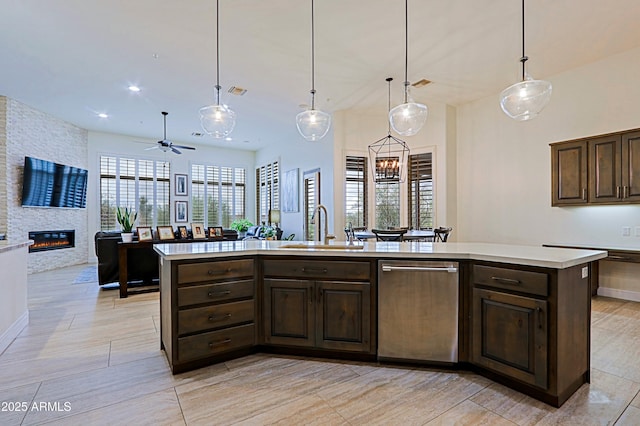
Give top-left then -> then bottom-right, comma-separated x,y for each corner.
94,228 -> 239,286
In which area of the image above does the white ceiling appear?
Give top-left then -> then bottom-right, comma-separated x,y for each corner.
1,0 -> 640,151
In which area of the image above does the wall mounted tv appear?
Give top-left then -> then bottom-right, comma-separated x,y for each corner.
21,156 -> 88,208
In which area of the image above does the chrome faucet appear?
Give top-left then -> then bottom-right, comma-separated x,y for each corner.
311,204 -> 335,244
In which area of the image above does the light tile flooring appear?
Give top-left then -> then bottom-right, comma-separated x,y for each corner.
1,264 -> 640,425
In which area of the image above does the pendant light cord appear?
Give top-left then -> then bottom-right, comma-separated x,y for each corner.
403,0 -> 409,103
215,0 -> 221,105
386,77 -> 393,133
520,0 -> 528,81
310,0 -> 316,110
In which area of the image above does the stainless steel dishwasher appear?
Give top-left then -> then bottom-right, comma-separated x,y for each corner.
378,260 -> 459,363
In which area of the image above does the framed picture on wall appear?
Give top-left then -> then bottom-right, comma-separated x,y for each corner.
175,174 -> 188,196
175,201 -> 188,223
282,168 -> 299,212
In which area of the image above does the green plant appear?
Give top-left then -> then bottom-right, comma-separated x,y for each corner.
116,207 -> 137,233
230,218 -> 253,232
263,226 -> 275,238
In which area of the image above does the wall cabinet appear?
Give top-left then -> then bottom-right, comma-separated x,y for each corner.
551,129 -> 640,205
262,258 -> 373,354
160,258 -> 256,373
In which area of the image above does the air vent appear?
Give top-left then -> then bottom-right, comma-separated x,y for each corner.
191,132 -> 204,137
412,79 -> 432,88
228,86 -> 247,96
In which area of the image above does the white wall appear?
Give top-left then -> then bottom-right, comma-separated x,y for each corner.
87,131 -> 256,261
0,244 -> 29,353
456,46 -> 640,296
254,125 -> 334,241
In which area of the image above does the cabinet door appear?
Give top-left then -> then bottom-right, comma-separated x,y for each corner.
622,131 -> 640,202
263,278 -> 314,347
472,288 -> 548,389
588,135 -> 622,203
316,281 -> 371,352
551,141 -> 588,205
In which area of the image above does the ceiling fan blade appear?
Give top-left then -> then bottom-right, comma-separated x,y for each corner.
171,147 -> 182,154
145,145 -> 159,151
173,144 -> 196,150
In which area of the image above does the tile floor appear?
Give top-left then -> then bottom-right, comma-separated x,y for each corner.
1,264 -> 639,425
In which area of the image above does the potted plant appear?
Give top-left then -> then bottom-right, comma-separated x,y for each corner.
263,226 -> 276,240
230,218 -> 253,239
116,207 -> 137,243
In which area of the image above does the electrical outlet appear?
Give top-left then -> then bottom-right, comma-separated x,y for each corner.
582,266 -> 589,279
623,226 -> 631,236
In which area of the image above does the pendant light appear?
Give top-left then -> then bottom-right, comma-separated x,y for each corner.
388,0 -> 427,137
369,78 -> 410,183
296,0 -> 331,142
499,0 -> 552,121
199,0 -> 236,138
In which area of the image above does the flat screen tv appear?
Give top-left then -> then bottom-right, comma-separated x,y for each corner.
21,156 -> 88,208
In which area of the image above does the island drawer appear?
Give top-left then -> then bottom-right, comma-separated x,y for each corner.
263,259 -> 370,280
473,265 -> 548,297
177,259 -> 254,284
178,279 -> 254,307
178,323 -> 255,362
178,299 -> 255,335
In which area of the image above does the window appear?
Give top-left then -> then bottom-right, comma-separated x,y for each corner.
256,161 -> 279,225
375,179 -> 400,229
408,152 -> 434,229
345,156 -> 367,228
99,156 -> 170,230
191,164 -> 246,228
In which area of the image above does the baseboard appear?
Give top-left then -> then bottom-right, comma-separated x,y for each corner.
0,311 -> 29,354
597,287 -> 640,302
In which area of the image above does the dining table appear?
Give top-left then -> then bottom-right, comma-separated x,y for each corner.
354,229 -> 435,241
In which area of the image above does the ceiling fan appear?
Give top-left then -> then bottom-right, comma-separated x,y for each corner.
145,111 -> 196,154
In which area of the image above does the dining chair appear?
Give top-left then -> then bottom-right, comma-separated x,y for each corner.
371,228 -> 407,242
434,227 -> 452,242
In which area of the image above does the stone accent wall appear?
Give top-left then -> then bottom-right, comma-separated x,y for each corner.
0,97 -> 7,237
4,97 -> 89,273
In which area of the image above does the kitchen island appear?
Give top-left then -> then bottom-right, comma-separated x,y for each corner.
154,240 -> 606,407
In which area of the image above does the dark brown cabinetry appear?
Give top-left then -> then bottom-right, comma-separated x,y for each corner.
551,129 -> 640,205
262,258 -> 373,354
160,258 -> 256,373
470,262 -> 591,407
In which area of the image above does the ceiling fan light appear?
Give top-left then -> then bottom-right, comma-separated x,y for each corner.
296,108 -> 331,141
389,101 -> 428,136
499,78 -> 552,121
199,104 -> 236,138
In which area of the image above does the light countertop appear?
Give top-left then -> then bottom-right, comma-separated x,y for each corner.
154,240 -> 607,269
0,240 -> 33,254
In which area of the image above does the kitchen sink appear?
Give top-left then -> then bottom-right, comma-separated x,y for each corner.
278,243 -> 364,250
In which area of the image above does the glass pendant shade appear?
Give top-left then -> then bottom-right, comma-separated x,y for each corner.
199,103 -> 236,138
389,101 -> 428,136
499,77 -> 552,121
296,108 -> 331,142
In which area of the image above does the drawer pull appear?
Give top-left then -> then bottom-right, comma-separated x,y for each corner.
301,267 -> 328,274
208,339 -> 231,348
608,255 -> 631,261
208,313 -> 232,322
208,290 -> 232,297
490,276 -> 521,285
207,268 -> 232,275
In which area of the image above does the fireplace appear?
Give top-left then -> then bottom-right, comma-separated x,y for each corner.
28,230 -> 75,253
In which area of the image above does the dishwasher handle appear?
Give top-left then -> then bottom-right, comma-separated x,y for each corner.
381,265 -> 458,273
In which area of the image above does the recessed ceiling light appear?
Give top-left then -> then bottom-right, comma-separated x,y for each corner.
128,85 -> 141,92
97,113 -> 109,118
225,137 -> 233,141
